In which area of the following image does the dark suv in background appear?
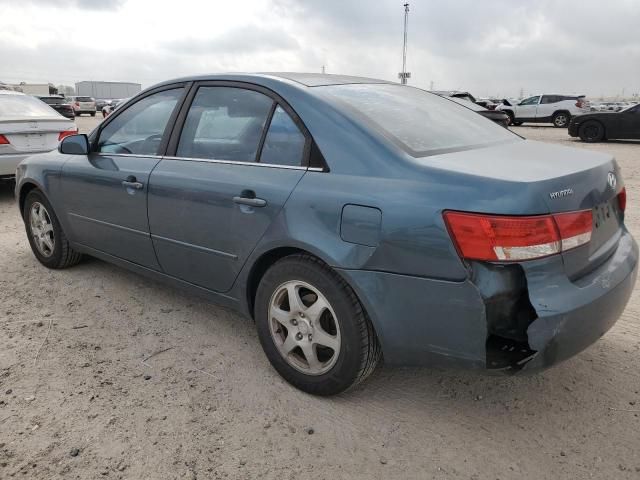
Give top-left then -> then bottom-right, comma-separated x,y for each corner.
36,95 -> 75,119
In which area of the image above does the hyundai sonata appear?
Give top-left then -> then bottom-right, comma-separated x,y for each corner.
15,73 -> 637,395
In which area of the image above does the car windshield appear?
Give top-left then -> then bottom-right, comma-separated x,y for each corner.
318,83 -> 517,157
0,94 -> 61,119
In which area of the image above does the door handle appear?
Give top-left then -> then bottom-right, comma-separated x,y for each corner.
233,190 -> 267,208
122,175 -> 144,190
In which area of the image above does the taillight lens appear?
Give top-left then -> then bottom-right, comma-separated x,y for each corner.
58,128 -> 78,141
444,210 -> 593,262
618,187 -> 627,212
0,134 -> 9,145
75,102 -> 80,106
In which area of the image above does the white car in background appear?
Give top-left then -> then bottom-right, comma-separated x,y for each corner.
0,90 -> 76,178
496,94 -> 590,127
67,96 -> 97,116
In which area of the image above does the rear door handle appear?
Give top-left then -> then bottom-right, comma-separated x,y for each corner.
233,189 -> 267,208
122,175 -> 144,190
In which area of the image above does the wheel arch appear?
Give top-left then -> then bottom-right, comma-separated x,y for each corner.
18,181 -> 45,219
553,109 -> 571,118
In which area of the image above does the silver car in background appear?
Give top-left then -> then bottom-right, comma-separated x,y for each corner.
0,90 -> 77,178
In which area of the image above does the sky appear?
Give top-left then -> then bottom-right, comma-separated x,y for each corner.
0,0 -> 638,99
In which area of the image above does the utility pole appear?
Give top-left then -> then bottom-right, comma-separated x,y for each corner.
398,3 -> 411,85
321,65 -> 325,74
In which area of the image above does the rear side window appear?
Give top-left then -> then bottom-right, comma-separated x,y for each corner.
97,88 -> 184,155
76,97 -> 94,102
541,95 -> 561,104
318,84 -> 516,157
259,106 -> 306,166
176,87 -> 273,162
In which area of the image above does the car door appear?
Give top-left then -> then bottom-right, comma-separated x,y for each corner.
620,104 -> 640,139
536,95 -> 558,120
148,83 -> 310,292
515,95 -> 540,121
60,85 -> 187,269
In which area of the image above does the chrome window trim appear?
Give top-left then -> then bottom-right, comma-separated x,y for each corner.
93,152 -> 163,160
163,155 -> 311,171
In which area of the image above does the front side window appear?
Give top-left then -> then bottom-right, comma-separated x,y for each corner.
259,106 -> 306,166
177,87 -> 273,162
97,88 -> 183,155
520,96 -> 540,106
318,83 -> 517,157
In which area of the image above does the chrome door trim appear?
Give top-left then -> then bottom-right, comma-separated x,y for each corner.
151,234 -> 238,260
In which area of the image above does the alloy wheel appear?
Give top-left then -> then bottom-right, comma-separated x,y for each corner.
29,202 -> 55,257
268,280 -> 341,375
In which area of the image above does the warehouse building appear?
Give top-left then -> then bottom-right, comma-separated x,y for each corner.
75,81 -> 142,99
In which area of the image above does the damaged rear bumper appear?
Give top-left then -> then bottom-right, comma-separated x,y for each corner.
336,229 -> 637,371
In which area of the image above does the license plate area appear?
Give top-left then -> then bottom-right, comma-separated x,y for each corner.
25,133 -> 46,150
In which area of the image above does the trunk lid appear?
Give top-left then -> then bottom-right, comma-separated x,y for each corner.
422,139 -> 624,278
0,118 -> 74,153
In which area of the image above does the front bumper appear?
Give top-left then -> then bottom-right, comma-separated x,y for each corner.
568,122 -> 580,137
337,229 -> 638,371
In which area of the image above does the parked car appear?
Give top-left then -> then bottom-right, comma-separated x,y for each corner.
36,95 -> 75,119
496,94 -> 590,127
0,90 -> 77,178
15,73 -> 637,395
444,95 -> 510,128
67,96 -> 96,116
569,102 -> 640,142
95,99 -> 111,111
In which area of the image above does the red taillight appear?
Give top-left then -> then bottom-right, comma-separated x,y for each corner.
443,210 -> 593,262
58,129 -> 78,141
618,187 -> 627,212
75,102 -> 80,107
0,134 -> 9,145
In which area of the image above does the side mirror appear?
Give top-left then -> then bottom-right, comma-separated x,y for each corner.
59,134 -> 89,155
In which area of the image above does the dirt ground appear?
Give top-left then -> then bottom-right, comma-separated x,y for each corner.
1,117 -> 640,479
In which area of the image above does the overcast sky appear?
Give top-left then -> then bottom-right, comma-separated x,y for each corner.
1,0 -> 638,98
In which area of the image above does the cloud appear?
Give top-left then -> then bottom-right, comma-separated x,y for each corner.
0,0 -> 638,98
0,0 -> 124,10
164,25 -> 300,56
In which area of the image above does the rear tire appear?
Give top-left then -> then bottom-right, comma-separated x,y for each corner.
23,190 -> 82,269
578,120 -> 605,142
512,121 -> 523,126
90,112 -> 96,117
552,112 -> 570,128
255,254 -> 381,395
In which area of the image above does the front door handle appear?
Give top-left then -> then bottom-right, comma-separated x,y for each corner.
233,189 -> 267,208
122,175 -> 144,190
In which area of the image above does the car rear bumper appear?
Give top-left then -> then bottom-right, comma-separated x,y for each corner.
0,153 -> 31,176
337,228 -> 638,372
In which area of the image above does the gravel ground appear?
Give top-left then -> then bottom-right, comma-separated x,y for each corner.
1,118 -> 640,479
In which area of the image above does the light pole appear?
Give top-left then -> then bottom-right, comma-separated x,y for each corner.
398,3 -> 411,85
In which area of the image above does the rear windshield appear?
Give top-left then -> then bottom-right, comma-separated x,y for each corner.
0,94 -> 61,118
76,97 -> 94,102
317,84 -> 517,157
40,97 -> 64,104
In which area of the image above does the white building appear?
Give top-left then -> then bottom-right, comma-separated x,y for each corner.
75,81 -> 142,99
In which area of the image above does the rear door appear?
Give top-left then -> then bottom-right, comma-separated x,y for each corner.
148,83 -> 310,292
60,85 -> 187,269
537,95 -> 559,119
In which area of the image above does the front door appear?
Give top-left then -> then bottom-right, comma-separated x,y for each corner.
148,85 -> 310,292
620,105 -> 640,139
515,95 -> 540,121
60,87 -> 186,269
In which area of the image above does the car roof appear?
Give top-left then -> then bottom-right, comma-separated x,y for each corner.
153,72 -> 392,89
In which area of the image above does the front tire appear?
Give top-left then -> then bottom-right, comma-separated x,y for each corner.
578,120 -> 605,142
255,254 -> 381,395
23,190 -> 82,269
552,112 -> 570,128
